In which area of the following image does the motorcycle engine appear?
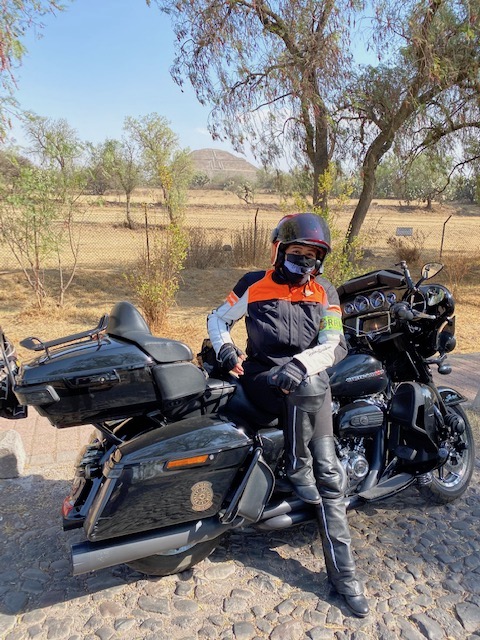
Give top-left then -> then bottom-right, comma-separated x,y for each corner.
337,438 -> 369,493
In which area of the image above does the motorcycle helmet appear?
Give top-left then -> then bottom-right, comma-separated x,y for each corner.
271,212 -> 331,276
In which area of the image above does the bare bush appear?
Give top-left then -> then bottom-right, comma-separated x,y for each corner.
443,252 -> 480,300
186,228 -> 229,268
231,223 -> 271,268
386,230 -> 427,266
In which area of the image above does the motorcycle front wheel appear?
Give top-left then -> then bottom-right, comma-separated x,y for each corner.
417,405 -> 475,504
126,536 -> 225,576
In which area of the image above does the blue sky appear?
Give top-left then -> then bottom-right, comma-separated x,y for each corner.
9,0 -> 245,160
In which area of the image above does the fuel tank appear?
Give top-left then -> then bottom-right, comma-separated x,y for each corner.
328,353 -> 388,398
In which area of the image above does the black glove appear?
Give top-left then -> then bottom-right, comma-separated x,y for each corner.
217,343 -> 242,372
267,360 -> 306,392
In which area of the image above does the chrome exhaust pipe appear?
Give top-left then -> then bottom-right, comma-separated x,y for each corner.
71,517 -> 232,575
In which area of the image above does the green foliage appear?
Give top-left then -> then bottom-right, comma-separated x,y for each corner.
124,113 -> 193,223
190,172 -> 211,188
0,117 -> 86,306
291,165 -> 363,287
127,224 -> 188,330
224,178 -> 256,204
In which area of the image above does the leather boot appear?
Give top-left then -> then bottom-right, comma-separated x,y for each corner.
311,437 -> 369,618
285,405 -> 321,504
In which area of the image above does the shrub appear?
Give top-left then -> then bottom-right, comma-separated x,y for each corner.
186,228 -> 229,268
230,223 -> 271,268
386,230 -> 427,267
126,224 -> 188,331
443,252 -> 480,300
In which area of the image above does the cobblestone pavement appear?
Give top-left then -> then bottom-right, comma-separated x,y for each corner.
1,460 -> 480,640
0,353 -> 479,639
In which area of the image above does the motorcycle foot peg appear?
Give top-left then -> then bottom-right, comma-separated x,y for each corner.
395,445 -> 417,461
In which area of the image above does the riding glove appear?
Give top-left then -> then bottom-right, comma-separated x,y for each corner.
268,359 -> 306,392
217,343 -> 242,372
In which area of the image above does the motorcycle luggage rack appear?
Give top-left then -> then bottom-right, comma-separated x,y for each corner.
20,314 -> 109,359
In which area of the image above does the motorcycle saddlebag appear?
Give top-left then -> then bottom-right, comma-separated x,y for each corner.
83,415 -> 253,541
14,336 -> 160,428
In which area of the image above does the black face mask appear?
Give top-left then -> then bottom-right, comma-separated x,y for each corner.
282,254 -> 317,285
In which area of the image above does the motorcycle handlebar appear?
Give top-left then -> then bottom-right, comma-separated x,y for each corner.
390,302 -> 436,323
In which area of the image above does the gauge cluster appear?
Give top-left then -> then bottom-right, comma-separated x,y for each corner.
342,290 -> 397,318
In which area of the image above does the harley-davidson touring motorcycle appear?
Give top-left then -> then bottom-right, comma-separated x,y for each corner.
2,260 -> 475,577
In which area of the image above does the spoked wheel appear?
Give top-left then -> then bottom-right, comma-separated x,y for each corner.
126,536 -> 224,576
417,405 -> 476,504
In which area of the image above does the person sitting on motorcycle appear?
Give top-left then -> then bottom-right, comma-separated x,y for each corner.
207,212 -> 369,618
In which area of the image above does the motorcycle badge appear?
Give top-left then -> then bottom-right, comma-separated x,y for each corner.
191,481 -> 214,512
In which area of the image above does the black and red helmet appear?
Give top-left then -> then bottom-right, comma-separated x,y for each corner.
271,212 -> 331,270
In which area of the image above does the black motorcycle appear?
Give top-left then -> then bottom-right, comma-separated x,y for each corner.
5,260 -> 475,577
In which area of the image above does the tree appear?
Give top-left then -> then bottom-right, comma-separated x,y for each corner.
0,115 -> 86,306
124,113 -> 193,223
344,0 -> 480,244
85,141 -> 116,195
150,0 -> 354,208
0,1 -> 64,140
151,0 -> 480,245
103,137 -> 143,228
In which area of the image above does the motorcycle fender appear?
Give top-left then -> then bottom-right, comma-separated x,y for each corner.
84,414 -> 253,542
437,386 -> 467,407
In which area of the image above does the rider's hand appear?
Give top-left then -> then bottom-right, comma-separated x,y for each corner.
217,343 -> 245,375
267,360 -> 306,393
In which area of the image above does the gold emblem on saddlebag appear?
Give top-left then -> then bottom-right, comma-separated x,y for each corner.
191,481 -> 214,512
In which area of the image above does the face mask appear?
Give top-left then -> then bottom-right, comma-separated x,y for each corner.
282,254 -> 317,284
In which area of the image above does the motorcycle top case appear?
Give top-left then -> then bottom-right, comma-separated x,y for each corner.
84,414 -> 253,541
14,336 -> 159,427
14,335 -> 207,428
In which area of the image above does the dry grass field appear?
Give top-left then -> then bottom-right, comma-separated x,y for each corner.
0,189 -> 479,364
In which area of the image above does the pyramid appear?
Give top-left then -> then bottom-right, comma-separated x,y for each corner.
190,148 -> 258,179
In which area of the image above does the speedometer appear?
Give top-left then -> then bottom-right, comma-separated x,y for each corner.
353,295 -> 370,313
344,302 -> 355,316
386,292 -> 397,305
369,291 -> 385,309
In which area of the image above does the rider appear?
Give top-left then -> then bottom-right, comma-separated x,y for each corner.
207,212 -> 369,617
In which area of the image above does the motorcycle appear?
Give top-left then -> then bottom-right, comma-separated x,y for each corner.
4,260 -> 475,577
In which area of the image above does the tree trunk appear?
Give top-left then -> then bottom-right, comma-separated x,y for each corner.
312,109 -> 330,210
346,167 -> 376,246
346,133 -> 394,247
125,192 -> 134,229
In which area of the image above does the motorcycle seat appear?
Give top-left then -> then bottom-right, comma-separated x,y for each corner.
107,301 -> 193,363
207,377 -> 279,429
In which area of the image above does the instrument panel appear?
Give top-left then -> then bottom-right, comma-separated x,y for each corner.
342,290 -> 397,318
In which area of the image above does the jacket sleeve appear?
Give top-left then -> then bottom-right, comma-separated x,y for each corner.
294,278 -> 347,376
207,277 -> 249,356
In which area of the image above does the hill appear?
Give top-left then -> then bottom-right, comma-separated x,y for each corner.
190,148 -> 258,180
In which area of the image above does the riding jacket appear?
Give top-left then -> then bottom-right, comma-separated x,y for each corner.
207,269 -> 346,375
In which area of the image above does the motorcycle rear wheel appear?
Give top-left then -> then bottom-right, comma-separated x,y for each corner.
126,536 -> 224,576
417,405 -> 475,504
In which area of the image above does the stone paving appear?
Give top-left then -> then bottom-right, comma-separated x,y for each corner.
0,353 -> 479,639
1,461 -> 480,639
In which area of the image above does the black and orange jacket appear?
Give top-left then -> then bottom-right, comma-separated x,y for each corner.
207,269 -> 346,375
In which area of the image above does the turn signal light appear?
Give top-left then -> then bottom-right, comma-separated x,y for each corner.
165,454 -> 210,470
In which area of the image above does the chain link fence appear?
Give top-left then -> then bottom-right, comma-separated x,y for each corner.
0,195 -> 479,274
